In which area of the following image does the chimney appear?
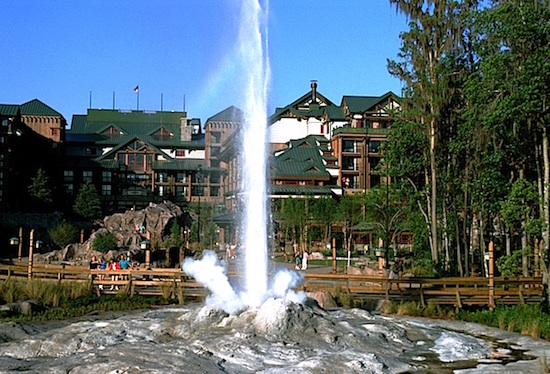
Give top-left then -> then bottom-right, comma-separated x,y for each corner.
311,80 -> 318,103
180,117 -> 191,142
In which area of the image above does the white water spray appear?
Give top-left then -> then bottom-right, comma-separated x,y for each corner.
183,0 -> 306,313
239,0 -> 271,308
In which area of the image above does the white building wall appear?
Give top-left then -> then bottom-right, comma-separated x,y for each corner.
268,118 -> 308,144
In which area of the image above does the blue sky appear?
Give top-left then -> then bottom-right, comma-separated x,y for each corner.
0,0 -> 407,126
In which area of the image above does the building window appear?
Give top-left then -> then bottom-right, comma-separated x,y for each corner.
210,187 -> 219,197
176,186 -> 187,196
370,157 -> 380,172
369,141 -> 381,153
158,186 -> 165,196
83,171 -> 93,183
102,184 -> 112,196
157,172 -> 168,183
85,147 -> 97,155
210,174 -> 220,184
64,170 -> 74,182
65,184 -> 74,194
211,132 -> 221,144
102,171 -> 112,183
176,172 -> 187,183
343,140 -> 356,153
51,128 -> 58,136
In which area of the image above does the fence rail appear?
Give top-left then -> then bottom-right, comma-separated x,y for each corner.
0,263 -> 543,308
301,273 -> 543,308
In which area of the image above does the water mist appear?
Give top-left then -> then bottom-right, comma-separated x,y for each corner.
182,0 -> 305,313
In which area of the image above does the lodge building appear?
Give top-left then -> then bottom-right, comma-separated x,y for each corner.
0,83 -> 401,249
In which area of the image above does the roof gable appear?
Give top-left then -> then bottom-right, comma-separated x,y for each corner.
20,99 -> 63,117
206,106 -> 244,123
270,135 -> 335,178
341,91 -> 400,114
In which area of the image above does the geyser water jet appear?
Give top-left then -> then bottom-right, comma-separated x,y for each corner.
183,0 -> 307,313
239,0 -> 271,308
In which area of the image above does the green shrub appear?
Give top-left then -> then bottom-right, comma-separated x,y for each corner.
92,232 -> 118,253
496,250 -> 523,278
410,258 -> 439,277
49,221 -> 79,249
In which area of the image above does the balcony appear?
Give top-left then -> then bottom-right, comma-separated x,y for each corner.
333,127 -> 390,136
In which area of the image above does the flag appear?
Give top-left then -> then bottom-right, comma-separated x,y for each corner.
133,85 -> 139,93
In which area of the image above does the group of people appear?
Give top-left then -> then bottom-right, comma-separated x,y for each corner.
294,250 -> 309,271
89,253 -> 132,290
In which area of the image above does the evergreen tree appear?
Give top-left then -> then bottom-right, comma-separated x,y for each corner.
28,168 -> 52,205
73,182 -> 102,222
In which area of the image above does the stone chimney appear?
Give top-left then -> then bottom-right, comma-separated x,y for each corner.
180,117 -> 191,142
311,80 -> 318,103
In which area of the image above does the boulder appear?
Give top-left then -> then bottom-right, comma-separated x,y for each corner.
306,291 -> 338,309
37,201 -> 184,265
0,300 -> 47,316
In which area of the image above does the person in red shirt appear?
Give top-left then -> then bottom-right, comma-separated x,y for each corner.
108,258 -> 120,290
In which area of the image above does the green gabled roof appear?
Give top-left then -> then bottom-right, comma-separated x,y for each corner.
68,115 -> 87,131
95,136 -> 171,161
269,135 -> 334,179
269,89 -> 335,124
0,104 -> 20,116
68,108 -> 205,149
152,158 -> 204,171
86,108 -> 186,124
206,106 -> 244,123
20,99 -> 63,117
269,185 -> 338,196
99,159 -> 120,169
324,105 -> 346,120
341,91 -> 399,113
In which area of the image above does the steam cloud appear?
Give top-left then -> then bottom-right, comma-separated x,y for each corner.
182,251 -> 306,314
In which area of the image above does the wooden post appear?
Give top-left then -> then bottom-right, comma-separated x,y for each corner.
378,238 -> 384,276
80,228 -> 84,244
28,229 -> 34,279
534,238 -> 540,277
331,237 -> 337,274
145,231 -> 151,269
489,240 -> 495,310
17,227 -> 23,264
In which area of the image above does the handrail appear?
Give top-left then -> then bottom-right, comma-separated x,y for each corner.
0,264 -> 543,307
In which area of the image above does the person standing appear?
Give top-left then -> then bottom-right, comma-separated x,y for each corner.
119,254 -> 131,281
89,255 -> 99,270
108,258 -> 120,290
295,252 -> 302,270
97,256 -> 106,290
301,250 -> 309,270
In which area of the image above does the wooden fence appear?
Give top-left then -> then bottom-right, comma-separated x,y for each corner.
0,263 -> 544,309
301,274 -> 544,308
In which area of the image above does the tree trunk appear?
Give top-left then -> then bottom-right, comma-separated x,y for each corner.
430,118 -> 439,263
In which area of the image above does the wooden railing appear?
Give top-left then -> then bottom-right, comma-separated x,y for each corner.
301,274 -> 543,308
0,263 -> 543,308
0,263 -> 206,298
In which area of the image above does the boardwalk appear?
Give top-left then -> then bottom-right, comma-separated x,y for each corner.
0,262 -> 543,309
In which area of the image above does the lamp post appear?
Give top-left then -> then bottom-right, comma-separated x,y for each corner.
140,239 -> 151,269
27,230 -> 42,279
